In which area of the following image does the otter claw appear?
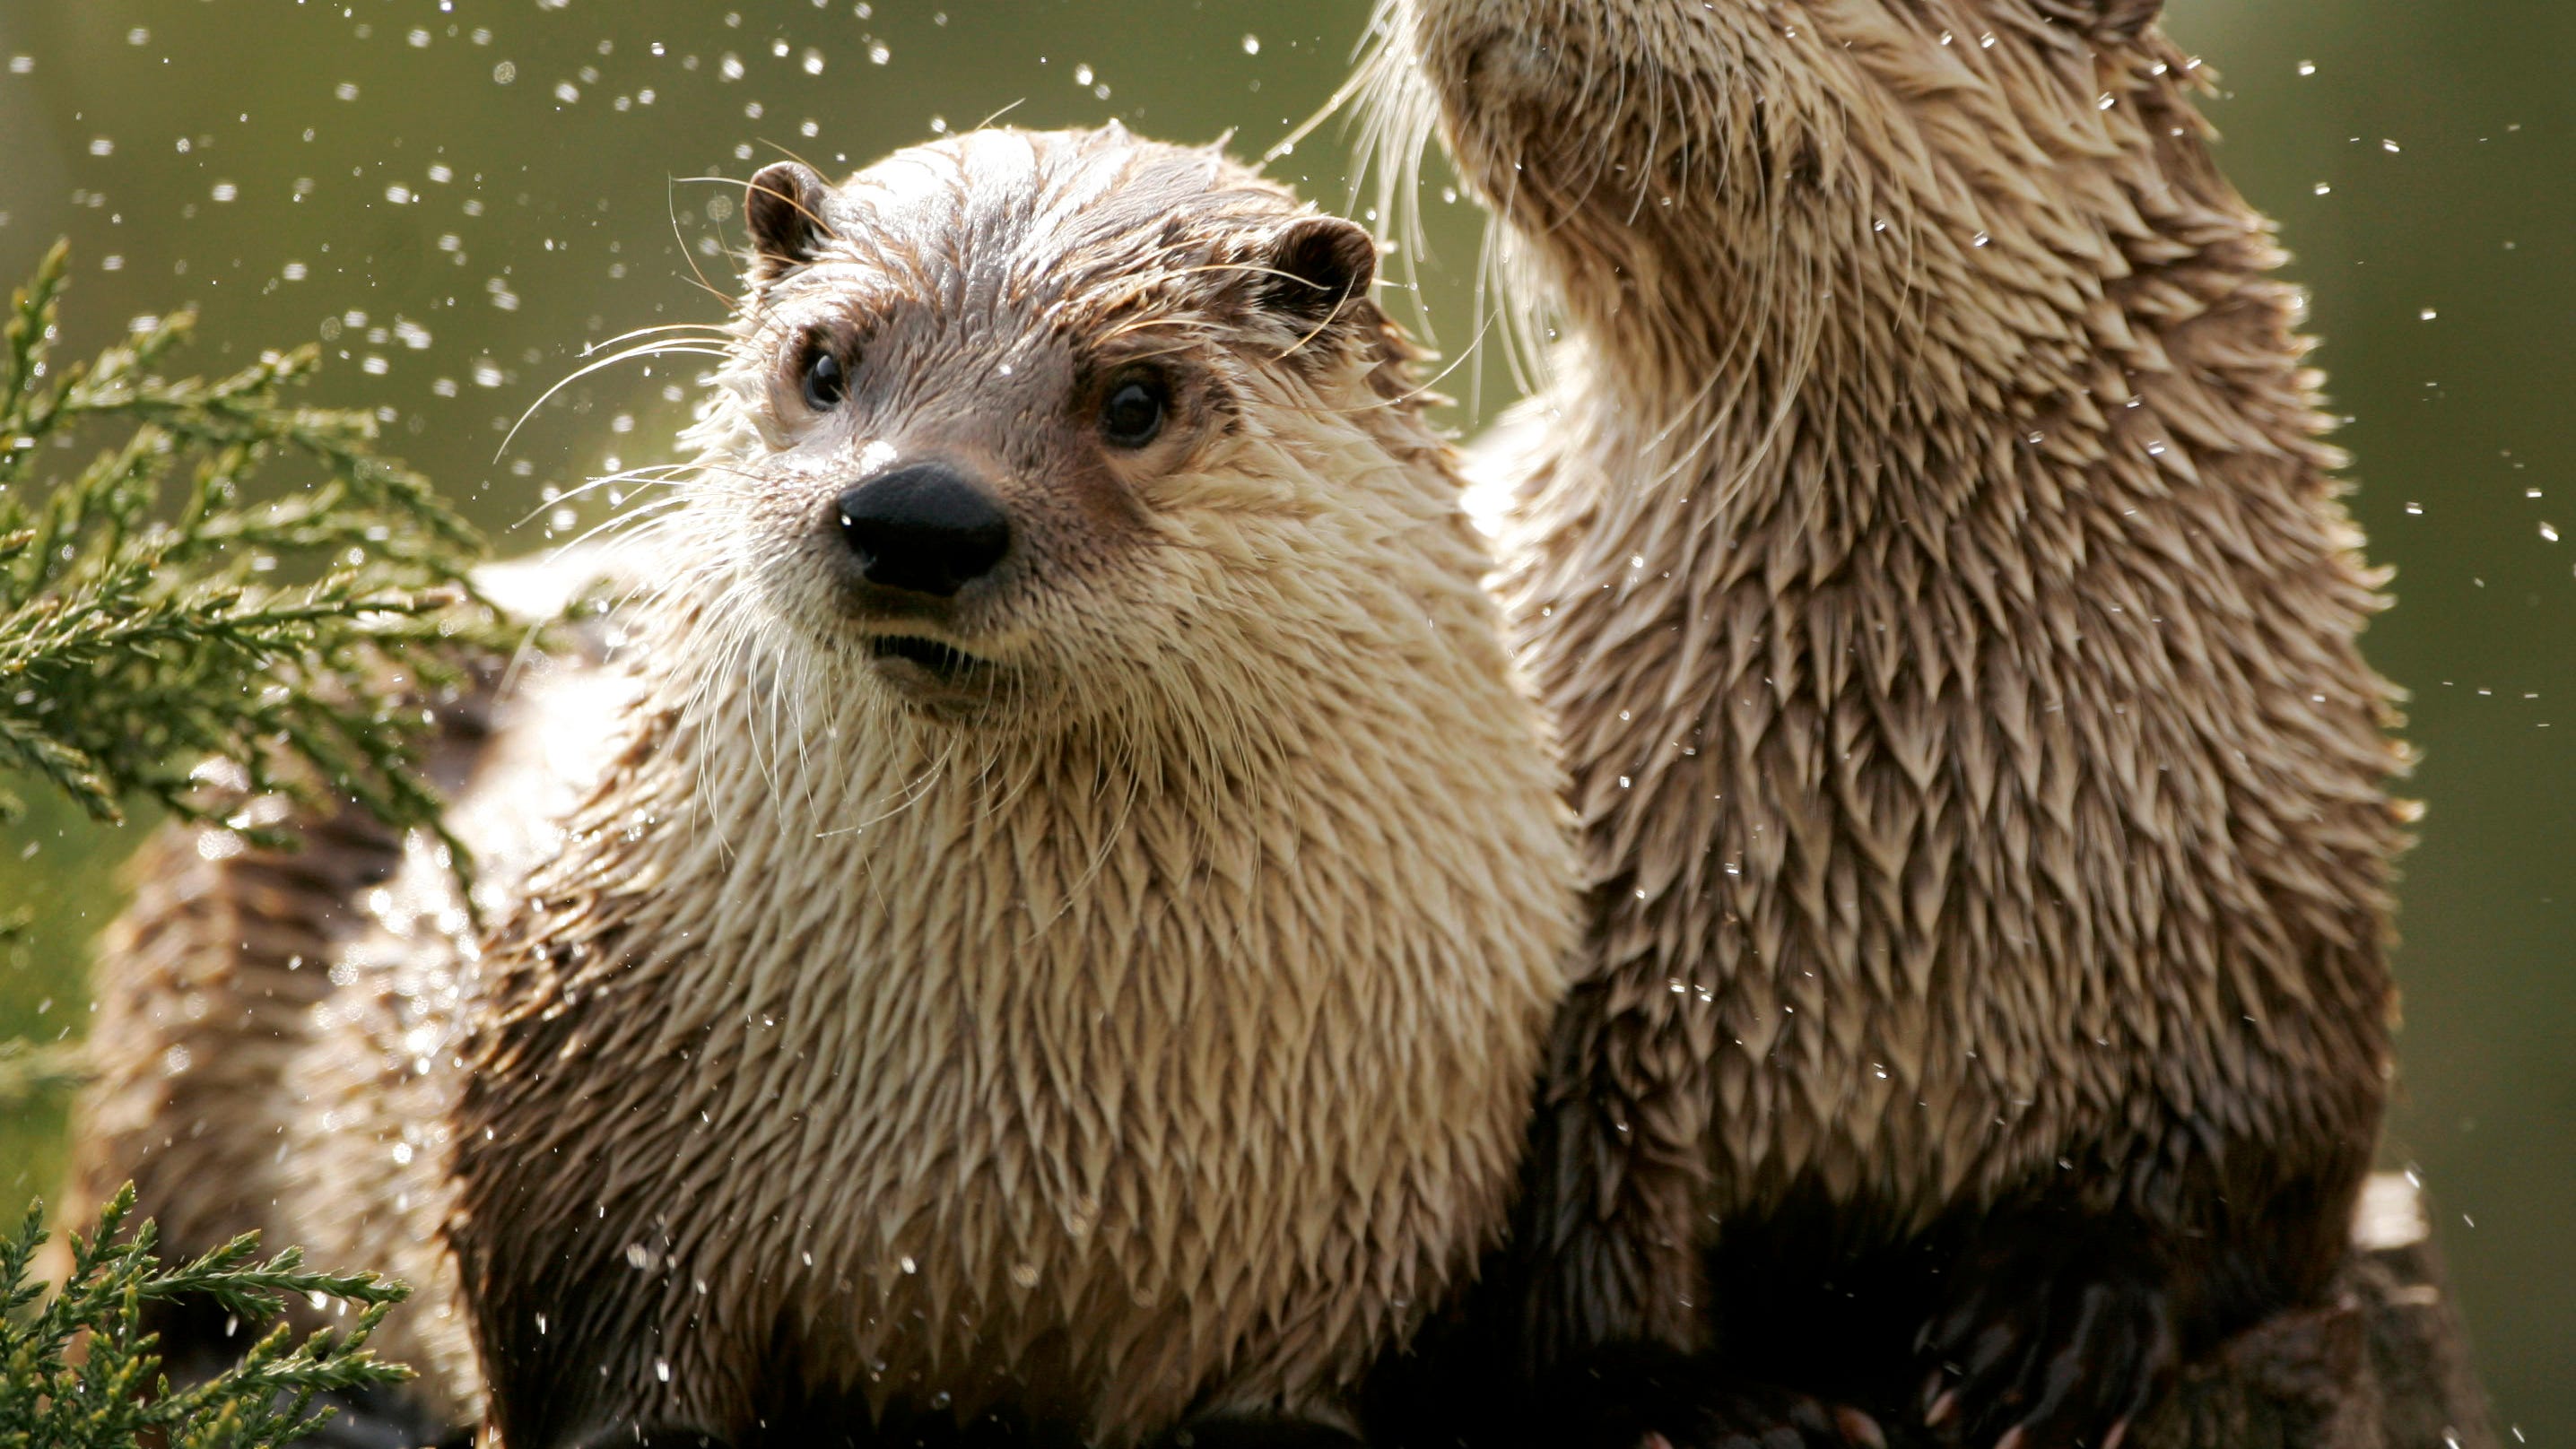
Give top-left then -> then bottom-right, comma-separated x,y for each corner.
1917,1244 -> 2179,1449
1833,1408 -> 1889,1449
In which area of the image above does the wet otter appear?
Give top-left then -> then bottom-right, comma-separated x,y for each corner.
1358,2 -> 2410,1445
74,126 -> 1579,1449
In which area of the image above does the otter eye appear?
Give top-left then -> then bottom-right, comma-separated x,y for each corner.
801,348 -> 848,412
1099,375 -> 1168,449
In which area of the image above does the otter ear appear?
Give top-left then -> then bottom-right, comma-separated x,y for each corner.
2038,0 -> 2164,39
745,161 -> 833,278
1255,215 -> 1378,329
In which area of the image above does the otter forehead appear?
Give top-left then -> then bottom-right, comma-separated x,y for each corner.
779,127 -> 1310,335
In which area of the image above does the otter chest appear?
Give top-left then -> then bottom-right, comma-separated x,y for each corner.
612,806 -> 1527,1440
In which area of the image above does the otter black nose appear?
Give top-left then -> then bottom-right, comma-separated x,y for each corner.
833,463 -> 1013,597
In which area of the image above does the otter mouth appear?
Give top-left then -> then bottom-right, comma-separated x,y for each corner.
868,633 -> 983,684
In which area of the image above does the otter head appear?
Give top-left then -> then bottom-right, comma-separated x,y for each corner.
677,127 -> 1432,744
1374,0 -> 2208,386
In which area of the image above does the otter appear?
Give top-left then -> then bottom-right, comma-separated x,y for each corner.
73,127 -> 1579,1449
1355,2 -> 2410,1445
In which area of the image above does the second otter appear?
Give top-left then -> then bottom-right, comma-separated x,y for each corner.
1368,1 -> 2411,1445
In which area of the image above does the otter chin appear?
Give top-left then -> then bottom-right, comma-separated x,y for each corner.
74,124 -> 1579,1449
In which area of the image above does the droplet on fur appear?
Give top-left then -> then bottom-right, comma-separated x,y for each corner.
657,1358 -> 672,1382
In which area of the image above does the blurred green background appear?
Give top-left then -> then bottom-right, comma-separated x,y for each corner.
0,0 -> 2563,1436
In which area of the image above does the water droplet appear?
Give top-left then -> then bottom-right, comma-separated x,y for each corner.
1241,34 -> 1261,55
492,61 -> 516,84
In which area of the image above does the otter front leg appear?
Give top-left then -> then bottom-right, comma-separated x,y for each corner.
1501,983 -> 1881,1449
1913,1220 -> 2181,1449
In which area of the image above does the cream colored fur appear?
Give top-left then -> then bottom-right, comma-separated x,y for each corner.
77,126 -> 1577,1449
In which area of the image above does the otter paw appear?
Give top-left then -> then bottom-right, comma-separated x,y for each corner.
1546,1348 -> 1882,1449
1915,1256 -> 2178,1449
1655,1387 -> 1884,1449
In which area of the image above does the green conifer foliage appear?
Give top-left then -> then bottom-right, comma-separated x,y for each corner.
1,241 -> 495,1446
0,238 -> 492,855
0,1186 -> 411,1449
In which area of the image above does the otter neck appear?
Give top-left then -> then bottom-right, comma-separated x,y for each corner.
1475,38 -> 2288,560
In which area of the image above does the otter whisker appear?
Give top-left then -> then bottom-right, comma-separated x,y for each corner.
512,463 -> 703,530
578,321 -> 741,355
664,174 -> 737,311
500,342 -> 732,462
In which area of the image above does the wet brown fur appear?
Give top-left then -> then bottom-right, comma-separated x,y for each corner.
1359,0 -> 2409,1436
